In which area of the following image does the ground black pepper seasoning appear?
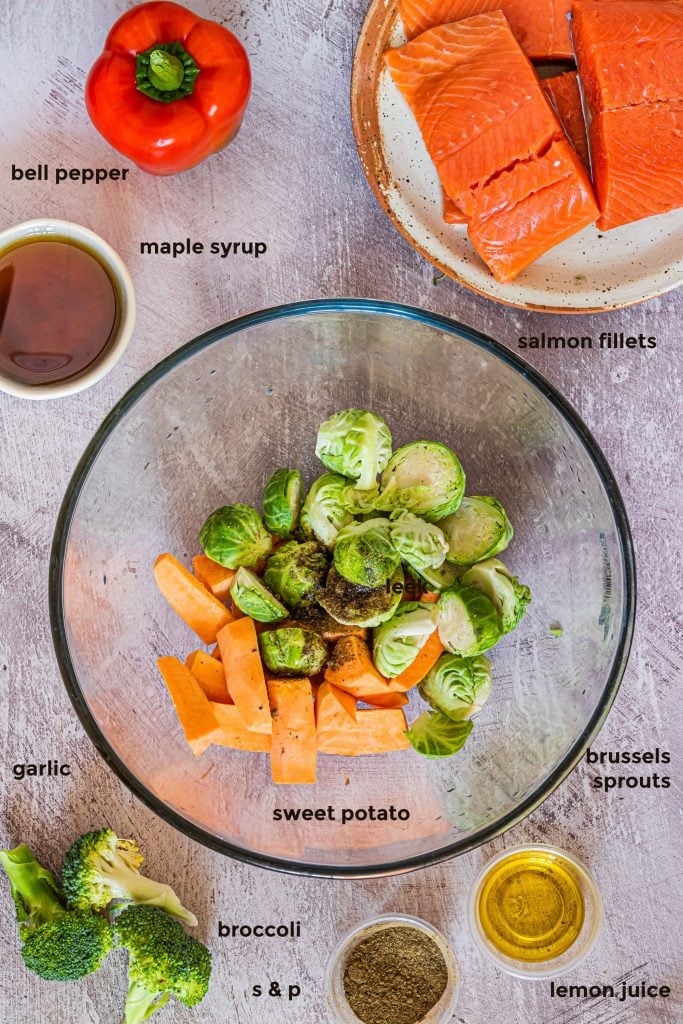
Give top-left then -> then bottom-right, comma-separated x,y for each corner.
342,926 -> 449,1024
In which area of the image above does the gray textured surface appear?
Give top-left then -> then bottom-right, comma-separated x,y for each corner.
0,1 -> 682,1022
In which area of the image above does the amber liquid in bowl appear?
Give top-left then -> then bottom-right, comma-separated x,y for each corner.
0,237 -> 119,386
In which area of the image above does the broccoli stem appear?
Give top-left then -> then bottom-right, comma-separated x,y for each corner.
0,845 -> 65,933
123,980 -> 170,1024
103,858 -> 197,926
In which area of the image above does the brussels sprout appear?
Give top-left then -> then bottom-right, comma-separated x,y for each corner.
299,474 -> 354,548
333,518 -> 401,589
374,442 -> 465,522
230,567 -> 288,622
417,560 -> 460,593
262,468 -> 304,538
318,565 -> 404,627
372,602 -> 440,678
258,627 -> 328,677
406,710 -> 473,759
440,497 -> 513,566
461,558 -> 531,633
437,585 -> 502,656
200,504 -> 272,569
389,510 -> 449,574
264,541 -> 328,609
315,408 -> 392,491
419,653 -> 492,720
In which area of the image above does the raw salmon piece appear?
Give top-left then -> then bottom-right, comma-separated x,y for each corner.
462,138 -> 598,281
542,72 -> 590,168
590,103 -> 683,230
572,1 -> 683,117
385,15 -> 560,198
385,14 -> 598,280
398,0 -> 574,59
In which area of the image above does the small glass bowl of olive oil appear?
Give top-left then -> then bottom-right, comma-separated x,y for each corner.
468,845 -> 602,979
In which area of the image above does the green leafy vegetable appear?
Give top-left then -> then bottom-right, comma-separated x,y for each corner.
440,496 -> 513,566
318,564 -> 404,627
316,408 -> 392,490
333,518 -> 401,588
406,711 -> 474,758
0,843 -> 113,981
375,441 -> 465,522
340,482 -> 381,515
264,540 -> 328,608
230,567 -> 289,622
61,829 -> 197,926
199,504 -> 272,569
372,601 -> 440,678
259,627 -> 328,676
437,585 -> 503,657
262,468 -> 304,537
389,510 -> 449,573
299,473 -> 354,548
419,653 -> 492,720
461,558 -> 531,633
114,904 -> 211,1024
417,560 -> 460,593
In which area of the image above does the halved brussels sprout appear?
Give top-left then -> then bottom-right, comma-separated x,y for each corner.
299,473 -> 354,548
374,442 -> 465,522
264,541 -> 328,609
315,408 -> 392,491
417,560 -> 460,593
406,710 -> 474,759
262,468 -> 304,538
200,504 -> 272,569
437,585 -> 502,656
258,628 -> 328,677
230,567 -> 288,622
440,497 -> 513,566
461,558 -> 531,633
318,565 -> 404,627
389,510 -> 449,574
333,518 -> 401,589
372,601 -> 440,678
419,653 -> 492,720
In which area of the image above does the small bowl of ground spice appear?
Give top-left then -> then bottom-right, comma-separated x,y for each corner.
325,914 -> 461,1024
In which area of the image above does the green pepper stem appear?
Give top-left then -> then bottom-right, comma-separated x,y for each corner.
135,41 -> 200,104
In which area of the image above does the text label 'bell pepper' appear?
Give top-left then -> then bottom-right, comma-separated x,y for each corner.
86,1 -> 251,176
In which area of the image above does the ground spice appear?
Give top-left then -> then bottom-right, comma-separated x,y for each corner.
343,926 -> 449,1024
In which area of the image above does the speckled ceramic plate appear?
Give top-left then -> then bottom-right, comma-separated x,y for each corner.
351,0 -> 683,312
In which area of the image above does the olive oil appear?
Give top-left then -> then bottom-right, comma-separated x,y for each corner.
0,237 -> 119,386
478,849 -> 585,963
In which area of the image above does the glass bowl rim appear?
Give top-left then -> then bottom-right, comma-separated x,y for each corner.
48,297 -> 636,879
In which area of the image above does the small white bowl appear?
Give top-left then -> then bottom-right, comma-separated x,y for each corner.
325,913 -> 461,1024
468,844 -> 603,981
0,218 -> 135,400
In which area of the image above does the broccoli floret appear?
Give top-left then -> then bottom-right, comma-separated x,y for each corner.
115,904 -> 211,1024
62,830 -> 197,926
0,843 -> 113,981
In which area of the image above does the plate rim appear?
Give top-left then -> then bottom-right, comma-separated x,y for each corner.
350,0 -> 682,313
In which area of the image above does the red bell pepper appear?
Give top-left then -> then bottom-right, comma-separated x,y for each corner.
86,1 -> 251,175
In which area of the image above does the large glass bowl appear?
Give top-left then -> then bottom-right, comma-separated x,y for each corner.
50,300 -> 635,878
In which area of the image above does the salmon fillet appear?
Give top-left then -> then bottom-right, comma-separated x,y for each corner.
573,1 -> 683,115
384,13 -> 598,281
542,72 -> 590,168
398,0 -> 574,59
590,104 -> 683,230
573,0 -> 683,229
443,191 -> 467,224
